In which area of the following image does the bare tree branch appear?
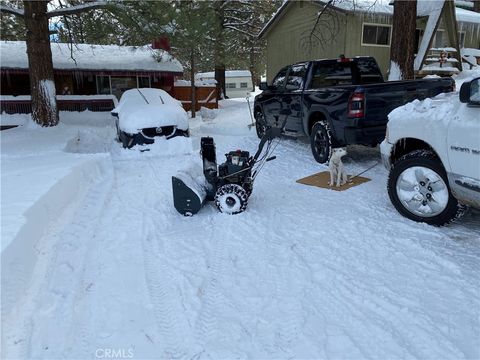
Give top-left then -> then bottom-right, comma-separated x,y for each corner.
0,4 -> 24,17
47,1 -> 109,18
310,0 -> 334,42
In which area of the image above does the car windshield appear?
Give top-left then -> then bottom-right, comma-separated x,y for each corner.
114,88 -> 181,114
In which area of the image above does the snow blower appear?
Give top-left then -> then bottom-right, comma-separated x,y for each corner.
172,119 -> 286,216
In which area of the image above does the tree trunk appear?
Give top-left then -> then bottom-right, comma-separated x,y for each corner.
24,0 -> 59,126
214,0 -> 226,100
190,48 -> 196,118
249,43 -> 256,92
389,0 -> 417,80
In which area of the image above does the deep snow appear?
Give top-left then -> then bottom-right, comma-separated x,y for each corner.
1,93 -> 479,359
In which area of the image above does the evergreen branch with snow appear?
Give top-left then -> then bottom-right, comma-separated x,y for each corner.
0,4 -> 24,17
47,1 -> 110,18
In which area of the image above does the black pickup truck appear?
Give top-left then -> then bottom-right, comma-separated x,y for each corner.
253,56 -> 455,163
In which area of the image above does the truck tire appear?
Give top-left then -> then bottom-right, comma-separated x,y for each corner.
387,150 -> 466,226
310,121 -> 332,164
254,109 -> 267,139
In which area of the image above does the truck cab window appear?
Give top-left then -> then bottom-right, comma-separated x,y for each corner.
272,67 -> 289,89
356,58 -> 384,84
285,64 -> 307,90
308,63 -> 353,88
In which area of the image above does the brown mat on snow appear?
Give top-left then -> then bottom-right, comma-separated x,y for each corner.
296,171 -> 371,192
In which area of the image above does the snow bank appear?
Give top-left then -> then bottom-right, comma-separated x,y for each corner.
1,155 -> 113,316
200,106 -> 219,119
111,136 -> 194,158
453,67 -> 480,88
1,109 -> 116,320
64,129 -> 113,154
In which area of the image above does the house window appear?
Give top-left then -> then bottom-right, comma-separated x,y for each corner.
110,76 -> 137,100
96,75 -> 111,94
226,83 -> 236,89
362,23 -> 391,46
137,76 -> 151,88
96,75 -> 152,98
240,82 -> 248,88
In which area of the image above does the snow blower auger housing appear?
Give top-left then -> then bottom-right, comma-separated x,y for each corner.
172,124 -> 284,216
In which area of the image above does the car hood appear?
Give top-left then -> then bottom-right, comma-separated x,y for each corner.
118,104 -> 189,134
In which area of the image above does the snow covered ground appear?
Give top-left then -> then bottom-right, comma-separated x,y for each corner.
1,91 -> 479,359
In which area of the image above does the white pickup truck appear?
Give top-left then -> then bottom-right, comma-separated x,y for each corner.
381,76 -> 480,226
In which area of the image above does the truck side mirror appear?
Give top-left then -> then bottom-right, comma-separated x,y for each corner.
259,82 -> 270,91
460,77 -> 480,106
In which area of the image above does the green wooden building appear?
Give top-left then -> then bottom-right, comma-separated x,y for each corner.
258,0 -> 480,82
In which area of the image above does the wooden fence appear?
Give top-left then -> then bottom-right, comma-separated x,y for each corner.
173,86 -> 218,111
0,98 -> 116,114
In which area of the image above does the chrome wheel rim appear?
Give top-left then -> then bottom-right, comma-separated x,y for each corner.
396,166 -> 449,217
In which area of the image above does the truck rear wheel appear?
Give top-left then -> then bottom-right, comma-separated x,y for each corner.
310,121 -> 332,164
254,110 -> 267,139
387,150 -> 466,226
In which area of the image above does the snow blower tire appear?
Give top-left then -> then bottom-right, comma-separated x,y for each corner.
214,184 -> 248,214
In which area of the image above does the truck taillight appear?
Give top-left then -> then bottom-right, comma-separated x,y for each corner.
348,91 -> 365,118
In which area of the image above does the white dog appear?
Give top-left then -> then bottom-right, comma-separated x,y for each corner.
329,147 -> 348,187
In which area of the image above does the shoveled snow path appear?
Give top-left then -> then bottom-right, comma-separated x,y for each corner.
4,100 -> 480,359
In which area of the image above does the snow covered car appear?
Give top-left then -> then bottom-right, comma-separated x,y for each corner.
380,76 -> 480,226
111,88 -> 189,148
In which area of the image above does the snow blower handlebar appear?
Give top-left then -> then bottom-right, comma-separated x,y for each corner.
253,125 -> 284,161
217,115 -> 287,181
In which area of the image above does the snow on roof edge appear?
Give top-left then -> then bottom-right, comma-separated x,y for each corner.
258,0 -> 480,39
195,70 -> 252,79
0,41 -> 184,73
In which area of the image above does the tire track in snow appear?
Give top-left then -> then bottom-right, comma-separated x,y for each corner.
194,215 -> 228,347
140,215 -> 188,358
257,206 -> 305,355
116,157 -> 191,357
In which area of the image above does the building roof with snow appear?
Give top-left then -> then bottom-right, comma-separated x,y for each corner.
0,41 -> 183,74
259,0 -> 480,39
